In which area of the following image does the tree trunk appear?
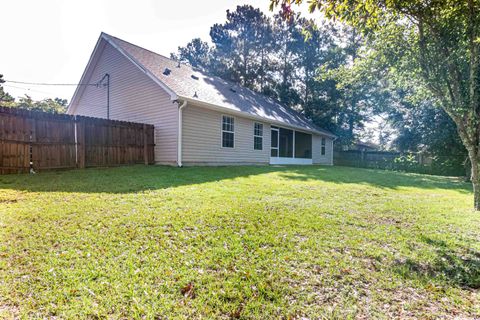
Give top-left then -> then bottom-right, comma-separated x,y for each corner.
467,0 -> 480,210
348,98 -> 356,140
467,150 -> 480,210
348,114 -> 354,139
260,48 -> 265,93
464,156 -> 472,182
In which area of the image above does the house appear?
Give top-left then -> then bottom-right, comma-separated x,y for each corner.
344,141 -> 380,152
67,33 -> 336,166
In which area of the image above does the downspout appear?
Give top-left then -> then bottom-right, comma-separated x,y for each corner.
177,100 -> 188,167
331,135 -> 338,166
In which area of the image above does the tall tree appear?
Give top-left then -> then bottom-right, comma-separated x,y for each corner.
301,25 -> 389,146
0,74 -> 15,107
330,30 -> 394,145
292,21 -> 362,144
270,13 -> 302,107
271,0 -> 480,210
170,38 -> 212,71
391,101 -> 466,159
210,5 -> 272,90
16,95 -> 67,113
171,5 -> 370,148
339,28 -> 364,141
256,14 -> 276,95
294,19 -> 333,106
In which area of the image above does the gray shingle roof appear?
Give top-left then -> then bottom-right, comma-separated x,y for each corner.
105,33 -> 334,136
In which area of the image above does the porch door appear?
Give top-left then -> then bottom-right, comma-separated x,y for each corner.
271,127 -> 279,157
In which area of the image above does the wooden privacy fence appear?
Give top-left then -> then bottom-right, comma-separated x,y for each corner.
0,107 -> 154,174
333,149 -> 466,176
334,150 -> 400,169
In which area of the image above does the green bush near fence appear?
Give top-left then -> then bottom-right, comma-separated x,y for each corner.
334,151 -> 466,177
392,155 -> 465,177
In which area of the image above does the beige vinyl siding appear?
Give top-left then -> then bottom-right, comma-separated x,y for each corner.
182,104 -> 270,164
69,40 -> 178,164
312,135 -> 333,165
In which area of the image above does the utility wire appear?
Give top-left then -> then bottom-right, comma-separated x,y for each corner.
4,80 -> 101,86
2,84 -> 58,96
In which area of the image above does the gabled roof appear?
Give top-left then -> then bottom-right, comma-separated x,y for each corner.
71,32 -> 335,137
355,141 -> 379,149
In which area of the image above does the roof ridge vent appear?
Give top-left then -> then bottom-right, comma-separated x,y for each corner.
229,87 -> 237,93
191,74 -> 199,80
163,68 -> 171,76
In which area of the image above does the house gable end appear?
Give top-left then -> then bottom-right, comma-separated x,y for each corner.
68,36 -> 179,164
68,33 -> 178,115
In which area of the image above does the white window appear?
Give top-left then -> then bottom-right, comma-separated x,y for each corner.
222,115 -> 234,148
321,137 -> 326,155
254,122 -> 263,150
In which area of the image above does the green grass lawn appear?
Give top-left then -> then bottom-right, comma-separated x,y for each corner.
1,165 -> 479,319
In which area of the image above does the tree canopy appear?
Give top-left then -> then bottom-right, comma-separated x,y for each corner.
172,5 -> 381,146
0,74 -> 16,107
270,0 -> 480,209
0,74 -> 68,113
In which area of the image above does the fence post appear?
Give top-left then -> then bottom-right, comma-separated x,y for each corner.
76,117 -> 86,169
29,116 -> 37,173
143,124 -> 148,165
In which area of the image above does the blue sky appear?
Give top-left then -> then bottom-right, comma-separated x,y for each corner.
1,0 -> 315,101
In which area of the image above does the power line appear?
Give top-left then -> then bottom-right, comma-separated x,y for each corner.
2,84 -> 59,96
2,74 -> 111,116
4,80 -> 100,86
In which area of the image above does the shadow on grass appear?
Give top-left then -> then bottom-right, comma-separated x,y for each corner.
393,236 -> 480,289
0,164 -> 472,194
279,166 -> 471,193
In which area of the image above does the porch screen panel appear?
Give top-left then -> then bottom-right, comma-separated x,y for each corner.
271,128 -> 278,157
279,128 -> 293,158
294,131 -> 312,159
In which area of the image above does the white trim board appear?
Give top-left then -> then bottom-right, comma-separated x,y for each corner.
270,157 -> 313,165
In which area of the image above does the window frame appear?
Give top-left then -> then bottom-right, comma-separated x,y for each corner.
321,137 -> 326,156
253,122 -> 263,151
221,115 -> 235,148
